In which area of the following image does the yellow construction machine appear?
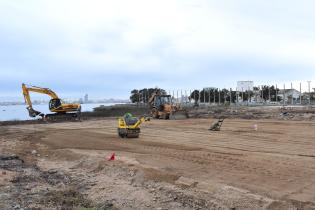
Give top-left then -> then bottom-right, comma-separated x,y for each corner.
22,83 -> 81,121
148,90 -> 188,120
117,113 -> 150,138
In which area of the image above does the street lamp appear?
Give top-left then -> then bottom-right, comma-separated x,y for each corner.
307,81 -> 311,105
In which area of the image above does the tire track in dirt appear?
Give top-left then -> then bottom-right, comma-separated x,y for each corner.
8,118 -> 315,205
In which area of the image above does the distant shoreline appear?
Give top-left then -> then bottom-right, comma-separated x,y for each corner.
0,103 -> 129,121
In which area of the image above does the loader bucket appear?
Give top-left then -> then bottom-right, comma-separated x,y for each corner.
169,110 -> 189,120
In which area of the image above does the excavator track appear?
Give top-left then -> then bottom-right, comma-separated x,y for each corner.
45,112 -> 81,122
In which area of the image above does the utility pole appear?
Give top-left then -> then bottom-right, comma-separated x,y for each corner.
283,84 -> 286,106
180,90 -> 183,104
224,90 -> 226,104
185,90 -> 187,103
241,88 -> 244,103
248,86 -> 250,106
208,89 -> 211,105
308,81 -> 311,105
291,82 -> 293,105
218,89 -> 221,106
189,90 -> 192,104
300,82 -> 302,105
230,88 -> 232,105
261,85 -> 264,102
276,84 -> 278,103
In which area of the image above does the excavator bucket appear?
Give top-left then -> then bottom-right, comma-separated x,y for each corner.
26,107 -> 43,118
169,110 -> 189,120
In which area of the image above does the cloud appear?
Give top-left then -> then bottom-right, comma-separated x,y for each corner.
0,0 -> 315,98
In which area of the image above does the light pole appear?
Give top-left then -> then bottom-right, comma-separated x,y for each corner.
230,88 -> 232,105
268,86 -> 271,104
283,84 -> 286,106
276,84 -> 278,103
218,89 -> 221,106
308,81 -> 311,105
242,87 -> 244,103
185,90 -> 187,103
300,82 -> 302,105
290,83 -> 293,105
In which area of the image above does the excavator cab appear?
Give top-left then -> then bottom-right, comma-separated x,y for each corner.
149,90 -> 188,120
49,98 -> 62,110
154,95 -> 172,111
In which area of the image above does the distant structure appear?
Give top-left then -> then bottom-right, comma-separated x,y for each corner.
278,89 -> 301,104
203,87 -> 216,91
84,94 -> 89,103
237,81 -> 254,91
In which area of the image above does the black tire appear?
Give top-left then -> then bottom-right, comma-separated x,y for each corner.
117,129 -> 125,138
151,108 -> 159,119
77,107 -> 82,121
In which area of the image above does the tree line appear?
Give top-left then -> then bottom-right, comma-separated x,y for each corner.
189,86 -> 281,103
130,88 -> 166,103
130,86 -> 282,104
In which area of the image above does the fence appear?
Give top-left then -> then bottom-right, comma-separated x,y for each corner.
135,81 -> 315,107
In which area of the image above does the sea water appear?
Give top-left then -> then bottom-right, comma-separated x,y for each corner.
0,103 -> 118,121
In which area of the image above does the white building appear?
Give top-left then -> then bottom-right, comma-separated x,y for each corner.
237,81 -> 254,92
278,89 -> 301,103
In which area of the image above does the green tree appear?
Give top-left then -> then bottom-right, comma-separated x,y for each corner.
130,88 -> 166,103
130,89 -> 140,103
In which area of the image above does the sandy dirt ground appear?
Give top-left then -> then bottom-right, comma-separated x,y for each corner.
1,118 -> 315,209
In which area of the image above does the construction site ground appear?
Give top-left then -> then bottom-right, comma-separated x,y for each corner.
1,117 -> 315,209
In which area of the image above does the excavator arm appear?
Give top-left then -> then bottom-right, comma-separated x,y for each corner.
22,83 -> 58,117
148,91 -> 157,105
22,84 -> 59,99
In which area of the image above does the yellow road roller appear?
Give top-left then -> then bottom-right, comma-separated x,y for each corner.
117,113 -> 150,138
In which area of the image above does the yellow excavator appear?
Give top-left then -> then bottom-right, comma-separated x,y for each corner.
148,90 -> 189,120
22,83 -> 81,121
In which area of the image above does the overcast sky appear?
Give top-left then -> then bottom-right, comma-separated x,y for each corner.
1,0 -> 315,100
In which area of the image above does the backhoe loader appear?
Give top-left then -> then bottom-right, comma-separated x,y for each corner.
148,90 -> 188,120
22,83 -> 81,121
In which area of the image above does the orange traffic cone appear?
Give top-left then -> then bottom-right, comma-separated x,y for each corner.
108,153 -> 115,161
